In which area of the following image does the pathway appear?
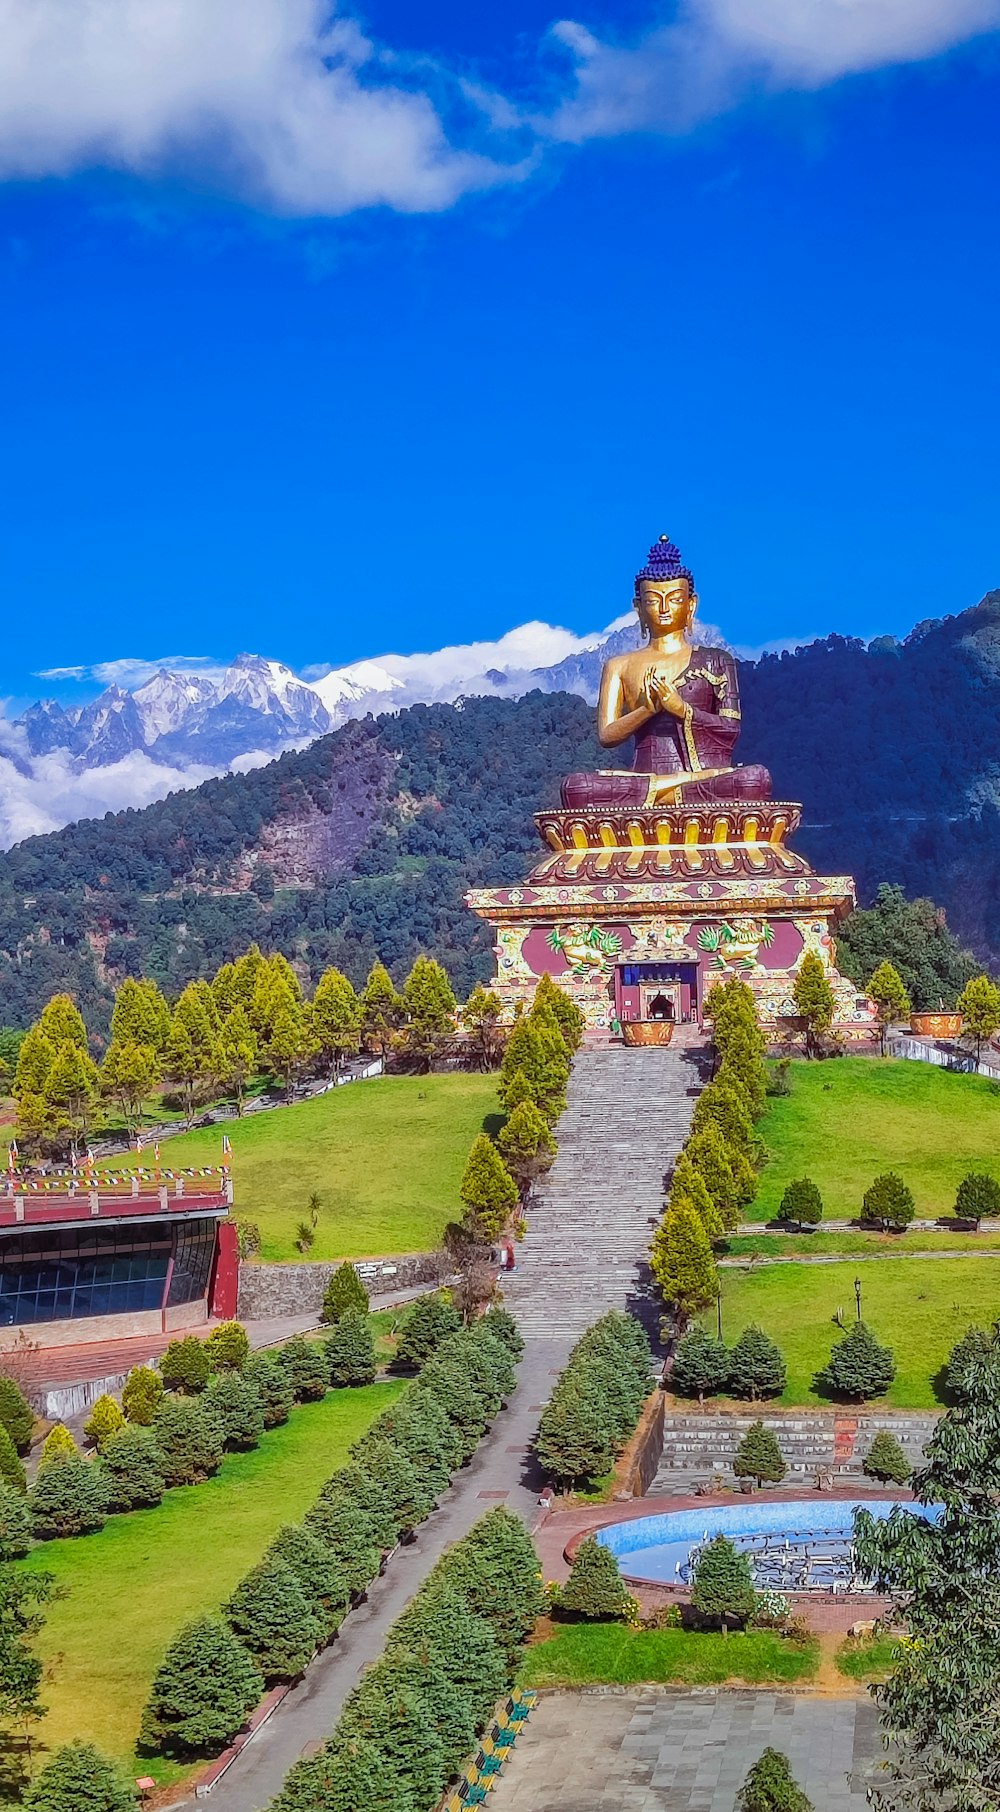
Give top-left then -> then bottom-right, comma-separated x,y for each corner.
503,1040 -> 704,1341
484,1688 -> 880,1810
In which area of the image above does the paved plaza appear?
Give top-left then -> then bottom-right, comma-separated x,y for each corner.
488,1689 -> 883,1811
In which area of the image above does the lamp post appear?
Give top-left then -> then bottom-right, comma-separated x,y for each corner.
854,1276 -> 862,1323
717,1293 -> 723,1342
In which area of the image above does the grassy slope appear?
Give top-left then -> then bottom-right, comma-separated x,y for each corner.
711,1258 -> 999,1407
752,1059 -> 1000,1224
520,1623 -> 817,1688
23,1382 -> 403,1770
162,1072 -> 499,1261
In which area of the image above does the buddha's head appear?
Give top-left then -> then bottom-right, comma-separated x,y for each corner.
634,535 -> 696,639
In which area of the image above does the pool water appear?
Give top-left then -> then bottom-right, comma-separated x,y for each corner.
595,1499 -> 939,1590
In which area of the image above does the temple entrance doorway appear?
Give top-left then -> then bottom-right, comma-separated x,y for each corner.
615,961 -> 700,1026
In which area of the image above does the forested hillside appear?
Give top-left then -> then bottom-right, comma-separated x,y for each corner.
2,593 -> 999,1033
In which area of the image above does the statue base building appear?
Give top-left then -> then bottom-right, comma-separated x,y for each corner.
467,800 -> 875,1044
467,533 -> 877,1046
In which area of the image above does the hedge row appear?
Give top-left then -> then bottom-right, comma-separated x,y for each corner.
268,1505 -> 545,1812
535,1312 -> 652,1489
138,1306 -> 524,1758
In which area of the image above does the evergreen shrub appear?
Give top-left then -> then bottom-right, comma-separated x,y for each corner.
277,1336 -> 330,1402
101,1426 -> 166,1512
0,1375 -> 34,1453
325,1311 -> 377,1387
738,1747 -> 814,1812
536,1312 -> 651,1488
320,1263 -> 369,1326
728,1326 -> 787,1402
670,1325 -> 729,1401
817,1323 -> 896,1401
225,1558 -> 323,1683
121,1365 -> 163,1426
204,1320 -> 251,1372
84,1394 -> 126,1452
265,1524 -> 349,1633
863,1429 -> 911,1485
779,1178 -> 823,1229
159,1337 -> 211,1395
862,1172 -> 915,1231
152,1397 -> 225,1487
393,1293 -> 461,1370
22,1740 -> 138,1812
139,1615 -> 263,1756
204,1374 -> 265,1450
690,1534 -> 756,1630
952,1172 -> 1000,1227
243,1350 -> 294,1428
557,1536 -> 632,1620
0,1422 -> 26,1493
733,1420 -> 787,1485
0,1479 -> 32,1556
30,1452 -> 109,1539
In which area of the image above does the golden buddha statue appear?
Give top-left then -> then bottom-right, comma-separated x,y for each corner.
562,535 -> 772,809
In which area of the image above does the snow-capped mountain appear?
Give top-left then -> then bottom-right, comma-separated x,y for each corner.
1,618 -> 646,847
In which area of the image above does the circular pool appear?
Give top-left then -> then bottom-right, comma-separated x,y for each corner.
595,1499 -> 939,1593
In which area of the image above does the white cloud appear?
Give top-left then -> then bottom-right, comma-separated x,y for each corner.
0,748 -> 219,847
38,654 -> 229,688
543,0 -> 1000,141
0,0 -> 526,215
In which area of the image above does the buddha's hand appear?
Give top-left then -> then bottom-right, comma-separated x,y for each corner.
645,670 -> 686,717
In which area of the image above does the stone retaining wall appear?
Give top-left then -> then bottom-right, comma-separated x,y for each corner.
237,1249 -> 450,1319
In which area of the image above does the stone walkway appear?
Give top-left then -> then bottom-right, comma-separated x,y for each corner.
504,1042 -> 703,1341
487,1690 -> 881,1810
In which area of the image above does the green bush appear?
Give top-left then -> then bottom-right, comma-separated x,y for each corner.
269,1736 -> 402,1812
39,1425 -> 78,1468
204,1374 -> 265,1451
121,1364 -> 164,1426
225,1557 -> 323,1683
863,1428 -> 912,1485
325,1311 -> 377,1388
159,1336 -> 211,1395
0,1479 -> 32,1556
817,1322 -> 896,1401
480,1303 -> 524,1359
779,1178 -> 823,1229
738,1747 -> 814,1812
264,1524 -> 349,1634
728,1326 -> 787,1402
101,1426 -> 166,1512
303,1497 -> 381,1599
441,1505 -> 546,1668
862,1172 -> 915,1231
84,1394 -> 126,1452
22,1740 -> 138,1812
418,1352 -> 491,1460
0,1421 -> 26,1493
243,1350 -> 294,1428
394,1293 -> 461,1370
277,1335 -> 330,1402
557,1537 -> 632,1620
204,1320 -> 251,1372
670,1326 -> 729,1401
691,1534 -> 756,1630
0,1374 -> 34,1453
320,1262 -> 370,1326
152,1397 -> 225,1487
952,1172 -> 1000,1226
354,1436 -> 433,1537
139,1614 -> 263,1756
386,1580 -> 507,1735
944,1325 -> 993,1403
315,1465 -> 399,1553
536,1313 -> 651,1489
355,1386 -> 458,1496
734,1420 -> 787,1485
29,1453 -> 109,1539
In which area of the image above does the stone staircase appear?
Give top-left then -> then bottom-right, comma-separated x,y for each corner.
502,1041 -> 703,1340
651,1409 -> 939,1495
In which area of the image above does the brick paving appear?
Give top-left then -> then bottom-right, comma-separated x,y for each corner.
488,1690 -> 883,1810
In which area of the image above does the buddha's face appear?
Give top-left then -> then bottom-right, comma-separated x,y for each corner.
635,576 -> 695,637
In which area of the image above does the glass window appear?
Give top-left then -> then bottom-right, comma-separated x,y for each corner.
0,1218 -> 214,1326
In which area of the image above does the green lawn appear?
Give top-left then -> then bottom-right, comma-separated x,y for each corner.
161,1072 -> 499,1260
710,1258 -> 1000,1406
520,1622 -> 817,1688
836,1636 -> 899,1682
22,1381 -> 403,1774
753,1059 -> 1000,1225
726,1232 -> 1000,1259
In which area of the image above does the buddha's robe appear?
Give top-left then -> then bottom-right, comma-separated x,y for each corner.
562,646 -> 772,810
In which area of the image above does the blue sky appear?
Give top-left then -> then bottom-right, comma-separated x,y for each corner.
1,0 -> 999,704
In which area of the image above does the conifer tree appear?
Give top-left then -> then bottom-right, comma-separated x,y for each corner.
535,1387 -> 614,1488
159,1336 -> 211,1394
497,1098 -> 556,1200
37,994 -> 88,1053
204,1373 -> 265,1450
325,1310 -> 377,1387
14,1026 -> 57,1100
44,1040 -> 101,1154
139,1615 -> 263,1755
358,961 -> 404,1058
39,1424 -> 78,1469
957,973 -> 1000,1062
277,1335 -> 330,1401
669,1154 -> 724,1241
225,1557 -> 323,1683
863,1171 -> 915,1231
738,1748 -> 814,1812
533,971 -> 585,1052
481,1302 -> 524,1357
867,960 -> 912,1055
818,1322 -> 896,1400
650,1198 -> 719,1316
243,1351 -> 294,1428
499,1065 -> 535,1113
459,1132 -> 518,1242
269,1736 -> 404,1812
382,1581 -> 507,1737
100,1039 -> 160,1130
443,1504 -> 547,1666
683,1122 -> 740,1229
952,1172 -> 1000,1228
400,955 -> 456,1071
0,1375 -> 34,1453
944,1325 -> 993,1403
690,1534 -> 756,1631
264,1524 -> 349,1631
29,1451 -> 109,1538
121,1364 -> 163,1426
557,1536 -> 632,1620
302,1497 -> 380,1598
320,1261 -> 369,1325
0,1424 -> 25,1496
152,1398 -> 225,1487
394,1293 -> 461,1369
110,975 -> 171,1052
863,1428 -> 911,1485
780,1178 -> 823,1229
692,1079 -> 756,1155
670,1324 -> 729,1402
734,1419 -> 787,1485
792,951 -> 836,1056
461,984 -> 506,1071
22,1740 -> 138,1812
217,1003 -> 257,1115
357,1386 -> 458,1495
100,1426 -> 167,1512
0,1479 -> 32,1556
83,1394 -> 125,1451
728,1325 -> 787,1401
203,1320 -> 250,1372
311,967 -> 361,1077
